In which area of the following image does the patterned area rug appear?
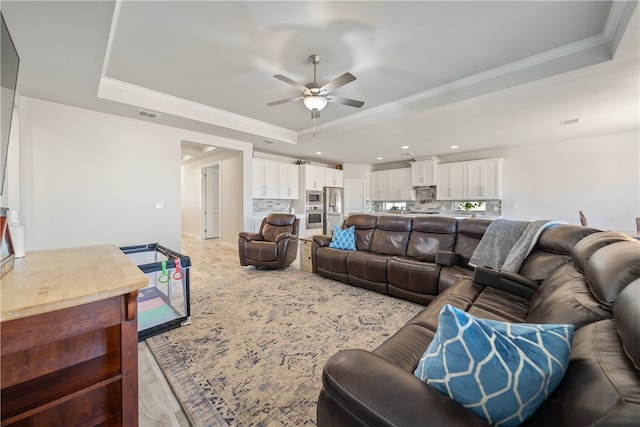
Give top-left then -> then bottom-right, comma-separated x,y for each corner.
146,267 -> 423,426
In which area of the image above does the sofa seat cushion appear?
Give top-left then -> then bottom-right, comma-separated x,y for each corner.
437,265 -> 476,293
415,304 -> 574,426
315,247 -> 350,283
347,251 -> 390,293
387,257 -> 440,299
246,240 -> 278,262
373,323 -> 436,372
467,286 -> 529,323
347,251 -> 389,283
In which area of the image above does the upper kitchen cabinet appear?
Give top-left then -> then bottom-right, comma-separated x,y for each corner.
325,168 -> 344,188
410,157 -> 439,187
370,170 -> 390,201
278,162 -> 300,199
389,168 -> 415,200
301,164 -> 325,190
436,162 -> 467,200
436,158 -> 503,200
467,158 -> 503,199
253,158 -> 300,199
371,168 -> 414,201
253,158 -> 278,199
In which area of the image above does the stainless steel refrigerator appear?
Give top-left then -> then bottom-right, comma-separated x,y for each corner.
323,186 -> 344,235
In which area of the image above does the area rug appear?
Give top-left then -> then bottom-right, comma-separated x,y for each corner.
146,268 -> 423,426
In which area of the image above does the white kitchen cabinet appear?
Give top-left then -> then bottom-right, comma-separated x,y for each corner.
410,158 -> 438,187
253,158 -> 278,199
324,168 -> 344,188
278,162 -> 300,199
302,164 -> 325,190
436,163 -> 467,200
389,168 -> 415,200
436,158 -> 503,200
370,170 -> 390,201
254,159 -> 300,199
372,168 -> 415,201
466,158 -> 503,199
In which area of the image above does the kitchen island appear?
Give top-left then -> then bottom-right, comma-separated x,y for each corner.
1,245 -> 148,426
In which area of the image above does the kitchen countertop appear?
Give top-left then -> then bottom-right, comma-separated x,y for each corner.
1,245 -> 148,322
370,212 -> 501,219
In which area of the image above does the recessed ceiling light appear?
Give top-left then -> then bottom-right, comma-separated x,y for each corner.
376,157 -> 383,160
450,145 -> 459,149
560,118 -> 583,126
315,151 -> 322,155
401,145 -> 410,149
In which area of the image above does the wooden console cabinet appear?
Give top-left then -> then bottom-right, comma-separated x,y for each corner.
1,245 -> 148,426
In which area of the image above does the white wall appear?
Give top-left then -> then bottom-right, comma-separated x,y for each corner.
19,97 -> 253,251
437,131 -> 639,230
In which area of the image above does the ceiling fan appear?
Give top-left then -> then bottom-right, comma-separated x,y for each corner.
267,54 -> 364,119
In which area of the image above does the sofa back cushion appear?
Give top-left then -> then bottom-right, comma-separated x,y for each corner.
261,214 -> 297,241
571,231 -> 635,273
344,214 -> 378,251
518,225 -> 598,282
586,240 -> 640,307
370,216 -> 412,256
406,216 -> 457,262
454,219 -> 492,267
526,237 -> 640,328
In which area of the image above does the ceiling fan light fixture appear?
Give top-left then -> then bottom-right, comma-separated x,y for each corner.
303,95 -> 327,111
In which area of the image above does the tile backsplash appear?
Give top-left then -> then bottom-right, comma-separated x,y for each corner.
253,199 -> 295,213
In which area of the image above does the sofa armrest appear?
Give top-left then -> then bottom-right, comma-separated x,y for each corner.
313,234 -> 333,247
239,232 -> 263,242
275,232 -> 298,243
436,250 -> 460,266
319,349 -> 486,427
473,266 -> 539,299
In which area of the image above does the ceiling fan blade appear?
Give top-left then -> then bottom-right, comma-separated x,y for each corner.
327,95 -> 364,108
267,96 -> 303,107
273,74 -> 308,93
320,72 -> 356,93
311,109 -> 320,119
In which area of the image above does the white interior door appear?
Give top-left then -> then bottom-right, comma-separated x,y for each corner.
203,166 -> 220,238
344,179 -> 365,215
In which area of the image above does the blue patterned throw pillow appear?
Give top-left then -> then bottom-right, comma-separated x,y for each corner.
328,225 -> 356,250
414,304 -> 573,426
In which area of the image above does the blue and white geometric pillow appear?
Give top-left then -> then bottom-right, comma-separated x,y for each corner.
329,225 -> 356,250
414,304 -> 574,426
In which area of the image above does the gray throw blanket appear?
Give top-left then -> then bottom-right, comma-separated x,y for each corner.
469,219 -> 562,273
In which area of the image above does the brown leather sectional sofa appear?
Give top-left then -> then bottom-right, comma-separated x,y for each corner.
312,214 -> 640,426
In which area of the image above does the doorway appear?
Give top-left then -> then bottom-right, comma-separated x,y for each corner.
202,165 -> 220,239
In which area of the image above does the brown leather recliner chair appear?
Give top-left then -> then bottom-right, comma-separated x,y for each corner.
238,213 -> 299,269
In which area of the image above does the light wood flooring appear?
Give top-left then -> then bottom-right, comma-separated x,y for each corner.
138,235 -> 302,426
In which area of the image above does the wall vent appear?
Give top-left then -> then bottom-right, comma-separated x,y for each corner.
560,118 -> 582,126
263,140 -> 277,144
137,109 -> 160,119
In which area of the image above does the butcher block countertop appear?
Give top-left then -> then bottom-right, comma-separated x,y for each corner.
1,245 -> 148,322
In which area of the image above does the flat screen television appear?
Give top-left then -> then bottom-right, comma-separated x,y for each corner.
1,12 -> 20,197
